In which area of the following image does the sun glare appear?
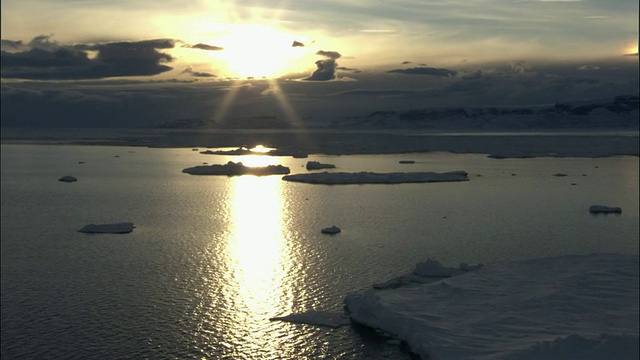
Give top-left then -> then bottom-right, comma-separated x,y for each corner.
249,145 -> 274,153
214,24 -> 306,78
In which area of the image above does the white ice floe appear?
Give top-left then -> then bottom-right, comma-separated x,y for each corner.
282,171 -> 468,184
58,175 -> 78,182
589,205 -> 622,214
78,222 -> 135,234
269,311 -> 350,328
306,161 -> 336,170
182,161 -> 290,176
345,254 -> 639,360
321,226 -> 341,234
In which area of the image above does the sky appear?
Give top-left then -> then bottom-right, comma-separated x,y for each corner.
1,0 -> 638,128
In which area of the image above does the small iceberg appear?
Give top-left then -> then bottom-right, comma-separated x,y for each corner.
399,160 -> 415,164
321,226 -> 341,235
78,222 -> 135,234
182,161 -> 290,176
58,175 -> 78,182
269,311 -> 350,328
306,161 -> 336,170
589,205 -> 622,214
282,171 -> 468,184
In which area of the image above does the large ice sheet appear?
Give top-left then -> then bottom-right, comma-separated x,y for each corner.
182,161 -> 290,176
282,171 -> 469,184
345,254 -> 639,359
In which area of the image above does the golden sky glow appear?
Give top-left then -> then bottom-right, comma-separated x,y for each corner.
2,0 -> 637,80
213,25 -> 309,78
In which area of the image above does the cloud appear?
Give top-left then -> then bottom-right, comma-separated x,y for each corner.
336,66 -> 359,72
292,40 -> 305,47
1,35 -> 175,80
316,50 -> 341,59
181,66 -> 216,78
462,61 -> 537,79
577,65 -> 600,71
185,43 -> 224,51
303,50 -> 344,81
1,39 -> 26,51
387,66 -> 457,77
305,59 -> 338,81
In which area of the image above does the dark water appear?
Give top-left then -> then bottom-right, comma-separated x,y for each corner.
1,144 -> 638,359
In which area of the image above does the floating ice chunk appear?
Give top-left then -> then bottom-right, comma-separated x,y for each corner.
58,175 -> 77,182
282,171 -> 468,184
589,205 -> 622,214
398,160 -> 415,164
78,222 -> 135,234
182,161 -> 290,176
306,161 -> 336,170
321,226 -> 341,234
269,311 -> 350,328
346,254 -> 639,360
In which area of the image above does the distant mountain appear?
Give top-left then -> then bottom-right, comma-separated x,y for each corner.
331,95 -> 639,130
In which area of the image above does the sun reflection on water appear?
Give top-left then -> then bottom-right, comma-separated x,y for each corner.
229,176 -> 285,310
219,174 -> 295,356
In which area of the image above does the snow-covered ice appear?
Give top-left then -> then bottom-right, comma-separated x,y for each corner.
269,311 -> 350,328
345,254 -> 639,360
373,259 -> 483,289
589,205 -> 622,214
321,226 -> 341,234
282,171 -> 469,184
306,161 -> 336,170
78,222 -> 135,234
58,175 -> 77,182
182,161 -> 290,176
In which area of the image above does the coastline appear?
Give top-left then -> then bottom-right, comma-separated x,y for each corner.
1,128 -> 638,158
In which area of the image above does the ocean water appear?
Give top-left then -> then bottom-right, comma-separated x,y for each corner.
1,144 -> 638,359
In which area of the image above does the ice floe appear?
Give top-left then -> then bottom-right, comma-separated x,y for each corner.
589,205 -> 622,214
345,254 -> 639,360
282,171 -> 469,184
269,311 -> 350,328
321,226 -> 341,235
306,161 -> 336,170
78,222 -> 135,234
58,175 -> 78,182
200,147 -> 307,158
182,161 -> 290,176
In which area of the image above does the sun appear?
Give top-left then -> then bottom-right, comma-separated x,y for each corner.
214,24 -> 306,78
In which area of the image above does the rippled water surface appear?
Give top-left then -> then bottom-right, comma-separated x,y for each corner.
2,144 -> 638,359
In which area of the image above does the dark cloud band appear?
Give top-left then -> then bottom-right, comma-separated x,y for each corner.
387,66 -> 457,77
1,36 -> 176,80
